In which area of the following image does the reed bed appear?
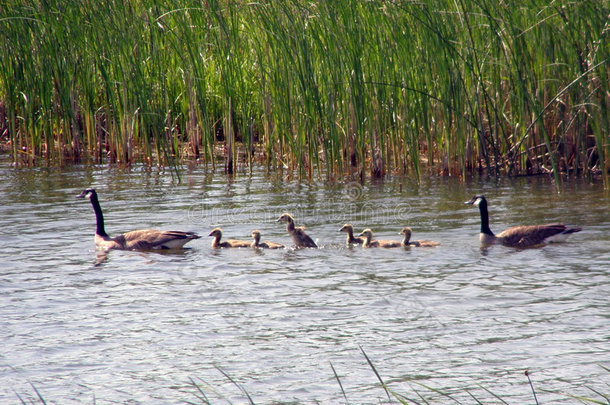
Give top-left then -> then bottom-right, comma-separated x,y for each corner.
1,0 -> 608,185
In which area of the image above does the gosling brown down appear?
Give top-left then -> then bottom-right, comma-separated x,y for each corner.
358,228 -> 402,248
208,228 -> 251,248
339,223 -> 364,245
251,230 -> 285,249
277,213 -> 318,248
400,227 -> 440,247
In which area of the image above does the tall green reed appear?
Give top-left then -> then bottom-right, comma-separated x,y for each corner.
0,0 -> 607,186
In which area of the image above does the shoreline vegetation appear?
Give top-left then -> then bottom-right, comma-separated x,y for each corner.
1,1 -> 608,185
15,354 -> 610,404
184,351 -> 610,405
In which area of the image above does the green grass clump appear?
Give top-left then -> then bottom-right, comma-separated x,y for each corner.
13,361 -> 610,404
183,352 -> 609,404
1,1 -> 608,186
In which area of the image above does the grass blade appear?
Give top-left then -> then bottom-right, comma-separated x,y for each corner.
330,362 -> 350,405
359,345 -> 391,402
525,370 -> 539,405
216,366 -> 255,405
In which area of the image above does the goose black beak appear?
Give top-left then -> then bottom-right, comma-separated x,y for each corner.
76,191 -> 87,199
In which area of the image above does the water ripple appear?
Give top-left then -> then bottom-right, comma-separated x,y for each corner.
1,161 -> 608,404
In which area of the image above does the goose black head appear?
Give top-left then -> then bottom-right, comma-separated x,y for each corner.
76,188 -> 97,199
465,195 -> 486,207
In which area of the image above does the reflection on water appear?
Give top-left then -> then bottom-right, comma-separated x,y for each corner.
0,158 -> 608,404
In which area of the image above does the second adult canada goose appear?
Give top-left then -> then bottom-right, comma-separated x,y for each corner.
251,230 -> 285,249
400,227 -> 440,247
76,188 -> 200,250
465,195 -> 582,248
339,223 -> 364,245
208,228 -> 251,248
277,213 -> 318,248
358,229 -> 402,248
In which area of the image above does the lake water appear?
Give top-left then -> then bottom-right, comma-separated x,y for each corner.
1,158 -> 608,404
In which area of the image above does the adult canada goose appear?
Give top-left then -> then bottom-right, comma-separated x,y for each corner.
250,230 -> 285,249
277,213 -> 318,248
208,228 -> 251,248
400,227 -> 440,247
339,223 -> 364,245
76,188 -> 200,250
358,229 -> 402,248
465,195 -> 582,248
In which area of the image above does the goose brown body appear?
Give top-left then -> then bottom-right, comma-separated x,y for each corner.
208,228 -> 251,248
465,195 -> 581,248
277,213 -> 318,248
95,230 -> 200,250
358,229 -> 402,248
251,230 -> 285,249
77,188 -> 200,250
400,227 -> 440,247
339,224 -> 364,244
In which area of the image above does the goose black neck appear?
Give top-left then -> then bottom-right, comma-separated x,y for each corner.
89,192 -> 108,237
478,198 -> 494,236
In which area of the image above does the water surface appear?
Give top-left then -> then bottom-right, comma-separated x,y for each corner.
1,159 -> 608,404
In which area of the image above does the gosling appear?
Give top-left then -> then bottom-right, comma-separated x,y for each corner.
277,213 -> 318,248
251,230 -> 285,249
339,223 -> 364,245
400,227 -> 440,247
358,229 -> 402,248
208,228 -> 250,248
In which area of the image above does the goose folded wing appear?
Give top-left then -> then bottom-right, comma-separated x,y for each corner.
498,224 -> 567,248
122,230 -> 195,249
